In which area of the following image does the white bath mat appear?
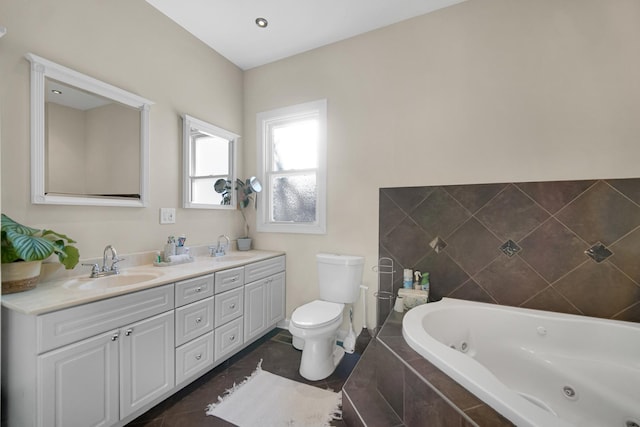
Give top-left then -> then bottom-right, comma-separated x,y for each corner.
206,360 -> 341,427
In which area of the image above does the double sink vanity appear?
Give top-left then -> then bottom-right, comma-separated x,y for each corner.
1,250 -> 286,427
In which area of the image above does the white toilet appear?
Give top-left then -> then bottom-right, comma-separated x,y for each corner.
289,253 -> 364,381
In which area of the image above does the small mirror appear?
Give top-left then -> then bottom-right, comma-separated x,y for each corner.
26,53 -> 153,207
182,114 -> 239,209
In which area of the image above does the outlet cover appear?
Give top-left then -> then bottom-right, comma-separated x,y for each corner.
160,208 -> 176,224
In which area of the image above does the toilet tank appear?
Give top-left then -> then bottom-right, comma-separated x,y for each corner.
317,253 -> 365,303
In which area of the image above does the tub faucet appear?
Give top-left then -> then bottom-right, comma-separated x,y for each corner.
215,235 -> 230,256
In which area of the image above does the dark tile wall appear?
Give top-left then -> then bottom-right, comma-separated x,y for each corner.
378,178 -> 640,326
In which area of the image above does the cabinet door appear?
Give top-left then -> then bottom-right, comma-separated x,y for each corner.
267,272 -> 286,327
38,330 -> 119,427
215,266 -> 244,293
214,287 -> 243,327
120,311 -> 175,419
175,296 -> 214,346
244,280 -> 267,342
214,317 -> 244,362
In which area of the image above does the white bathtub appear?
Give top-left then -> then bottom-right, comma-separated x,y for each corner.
402,298 -> 640,427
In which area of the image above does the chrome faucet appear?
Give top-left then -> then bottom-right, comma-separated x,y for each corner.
102,245 -> 122,273
82,245 -> 124,278
214,235 -> 230,256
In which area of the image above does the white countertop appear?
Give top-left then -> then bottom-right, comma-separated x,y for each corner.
2,250 -> 284,315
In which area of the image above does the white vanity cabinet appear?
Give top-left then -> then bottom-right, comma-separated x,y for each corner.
213,267 -> 245,361
174,274 -> 215,386
2,252 -> 286,427
244,256 -> 286,343
38,329 -> 119,427
4,284 -> 175,427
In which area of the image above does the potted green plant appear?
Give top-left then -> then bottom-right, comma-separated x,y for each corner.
236,177 -> 262,251
1,213 -> 80,294
214,177 -> 262,251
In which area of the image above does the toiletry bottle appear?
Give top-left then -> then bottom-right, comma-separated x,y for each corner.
403,269 -> 413,289
421,272 -> 430,301
155,251 -> 162,264
163,236 -> 176,262
413,271 -> 422,290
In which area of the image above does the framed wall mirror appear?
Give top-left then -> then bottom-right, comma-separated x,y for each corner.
182,114 -> 239,209
26,53 -> 153,207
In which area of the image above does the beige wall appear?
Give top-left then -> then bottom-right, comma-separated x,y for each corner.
84,103 -> 140,195
46,103 -> 86,194
244,0 -> 640,330
0,0 -> 244,259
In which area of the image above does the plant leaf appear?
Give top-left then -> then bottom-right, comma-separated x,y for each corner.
1,239 -> 20,263
6,230 -> 55,261
1,214 -> 39,236
58,245 -> 80,270
42,229 -> 77,244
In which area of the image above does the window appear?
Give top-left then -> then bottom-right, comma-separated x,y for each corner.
257,99 -> 327,234
182,114 -> 238,209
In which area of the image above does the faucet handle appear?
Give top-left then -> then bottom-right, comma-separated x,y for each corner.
111,256 -> 125,272
82,263 -> 100,277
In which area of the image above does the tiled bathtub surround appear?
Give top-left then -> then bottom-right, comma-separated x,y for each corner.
343,312 -> 513,427
378,178 -> 640,326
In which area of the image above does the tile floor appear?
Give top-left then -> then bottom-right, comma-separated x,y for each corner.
127,329 -> 356,426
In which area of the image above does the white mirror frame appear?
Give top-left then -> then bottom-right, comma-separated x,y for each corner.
26,53 -> 153,207
182,114 -> 239,210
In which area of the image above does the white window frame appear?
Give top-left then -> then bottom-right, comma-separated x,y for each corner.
256,99 -> 327,234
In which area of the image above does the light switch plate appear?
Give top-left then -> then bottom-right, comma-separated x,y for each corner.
160,208 -> 176,224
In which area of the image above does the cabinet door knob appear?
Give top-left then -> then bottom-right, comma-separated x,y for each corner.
195,286 -> 202,292
195,317 -> 202,324
230,303 -> 236,309
229,335 -> 235,341
111,333 -> 119,341
125,328 -> 133,336
195,354 -> 202,360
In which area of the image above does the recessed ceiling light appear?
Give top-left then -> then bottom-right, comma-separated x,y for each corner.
51,89 -> 62,95
255,17 -> 268,28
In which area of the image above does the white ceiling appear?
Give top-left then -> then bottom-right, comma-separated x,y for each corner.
145,0 -> 466,70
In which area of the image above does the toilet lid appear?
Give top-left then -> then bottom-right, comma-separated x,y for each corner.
291,300 -> 344,328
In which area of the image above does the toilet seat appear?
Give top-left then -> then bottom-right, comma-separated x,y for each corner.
291,300 -> 344,329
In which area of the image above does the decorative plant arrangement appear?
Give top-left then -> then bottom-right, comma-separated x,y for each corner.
1,213 -> 80,293
214,177 -> 262,250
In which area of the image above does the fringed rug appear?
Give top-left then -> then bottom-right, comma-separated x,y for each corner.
206,360 -> 341,427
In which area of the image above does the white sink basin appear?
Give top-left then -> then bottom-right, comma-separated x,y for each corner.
213,253 -> 254,262
64,272 -> 162,291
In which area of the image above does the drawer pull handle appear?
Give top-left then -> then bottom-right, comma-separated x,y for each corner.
195,354 -> 202,360
229,335 -> 235,341
231,277 -> 237,282
125,328 -> 133,336
196,317 -> 202,324
195,286 -> 202,292
111,333 -> 119,341
230,303 -> 236,309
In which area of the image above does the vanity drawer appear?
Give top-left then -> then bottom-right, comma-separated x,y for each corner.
214,267 -> 244,294
175,274 -> 214,308
214,317 -> 243,361
214,288 -> 243,327
175,297 -> 214,346
37,284 -> 174,354
175,331 -> 214,386
244,256 -> 285,283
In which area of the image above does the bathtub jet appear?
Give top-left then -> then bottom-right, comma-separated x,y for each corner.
402,298 -> 640,427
